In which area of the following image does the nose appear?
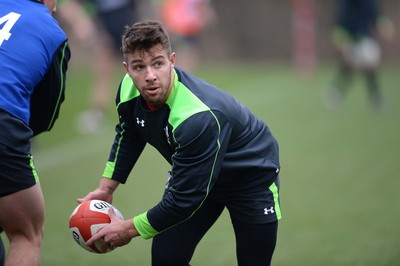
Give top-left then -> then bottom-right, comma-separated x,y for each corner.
145,67 -> 156,82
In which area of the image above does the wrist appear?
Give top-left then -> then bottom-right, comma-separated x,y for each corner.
99,177 -> 119,193
129,219 -> 140,238
101,185 -> 116,193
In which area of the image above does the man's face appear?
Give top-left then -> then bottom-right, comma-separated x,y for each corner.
123,45 -> 176,108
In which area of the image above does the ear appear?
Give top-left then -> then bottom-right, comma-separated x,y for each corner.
169,52 -> 176,68
123,61 -> 129,73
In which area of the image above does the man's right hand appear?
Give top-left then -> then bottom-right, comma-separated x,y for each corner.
77,177 -> 120,204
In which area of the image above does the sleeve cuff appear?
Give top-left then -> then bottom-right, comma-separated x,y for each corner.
133,212 -> 159,239
103,161 -> 115,178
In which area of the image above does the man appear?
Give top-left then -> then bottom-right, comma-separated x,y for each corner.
79,21 -> 281,265
325,0 -> 394,111
0,0 -> 70,265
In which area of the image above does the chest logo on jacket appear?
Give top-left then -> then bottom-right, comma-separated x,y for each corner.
136,117 -> 145,127
164,125 -> 171,145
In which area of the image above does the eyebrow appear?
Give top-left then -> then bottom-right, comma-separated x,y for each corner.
130,55 -> 166,65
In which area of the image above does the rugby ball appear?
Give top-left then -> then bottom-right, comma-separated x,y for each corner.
69,200 -> 124,253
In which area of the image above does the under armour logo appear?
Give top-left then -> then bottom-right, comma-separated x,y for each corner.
264,207 -> 275,215
136,117 -> 145,127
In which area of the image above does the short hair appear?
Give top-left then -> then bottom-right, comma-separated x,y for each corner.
121,21 -> 172,59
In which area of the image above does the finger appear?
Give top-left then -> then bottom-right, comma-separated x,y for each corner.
108,207 -> 124,222
77,193 -> 97,204
108,207 -> 116,220
76,195 -> 91,203
96,237 -> 110,254
76,198 -> 84,203
86,230 -> 105,246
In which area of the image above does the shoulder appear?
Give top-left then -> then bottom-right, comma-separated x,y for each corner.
1,0 -> 67,43
116,75 -> 141,122
173,110 -> 222,146
117,74 -> 141,105
166,70 -> 210,130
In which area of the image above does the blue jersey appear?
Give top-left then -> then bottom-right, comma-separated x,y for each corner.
0,0 -> 70,135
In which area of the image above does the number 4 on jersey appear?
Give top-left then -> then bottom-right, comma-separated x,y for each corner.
0,12 -> 21,46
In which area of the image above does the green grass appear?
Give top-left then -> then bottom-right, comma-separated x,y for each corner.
3,62 -> 400,265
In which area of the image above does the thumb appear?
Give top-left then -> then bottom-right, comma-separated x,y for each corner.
76,196 -> 92,204
76,197 -> 85,204
108,207 -> 117,221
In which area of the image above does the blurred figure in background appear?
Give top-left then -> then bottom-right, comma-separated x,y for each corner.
0,0 -> 70,265
58,0 -> 138,134
157,0 -> 216,72
324,0 -> 394,111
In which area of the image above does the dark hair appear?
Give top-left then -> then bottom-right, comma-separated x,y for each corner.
121,21 -> 172,58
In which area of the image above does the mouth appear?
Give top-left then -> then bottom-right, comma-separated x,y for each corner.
145,86 -> 160,95
146,86 -> 158,90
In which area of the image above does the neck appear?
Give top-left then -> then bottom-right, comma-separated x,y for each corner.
145,101 -> 158,111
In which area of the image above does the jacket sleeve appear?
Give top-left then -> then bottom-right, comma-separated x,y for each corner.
29,41 -> 71,136
103,87 -> 147,183
103,118 -> 147,184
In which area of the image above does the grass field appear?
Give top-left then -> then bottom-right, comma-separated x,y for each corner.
3,62 -> 400,265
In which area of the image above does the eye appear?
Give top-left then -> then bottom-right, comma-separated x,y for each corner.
154,61 -> 164,68
132,65 -> 143,71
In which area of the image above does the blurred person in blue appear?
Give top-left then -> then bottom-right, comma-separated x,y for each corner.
325,0 -> 394,111
78,20 -> 281,266
0,0 -> 70,265
58,0 -> 138,134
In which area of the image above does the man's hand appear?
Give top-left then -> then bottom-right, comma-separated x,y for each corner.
77,177 -> 119,204
86,208 -> 139,251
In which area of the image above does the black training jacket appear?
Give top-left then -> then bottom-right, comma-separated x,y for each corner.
103,67 -> 280,239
